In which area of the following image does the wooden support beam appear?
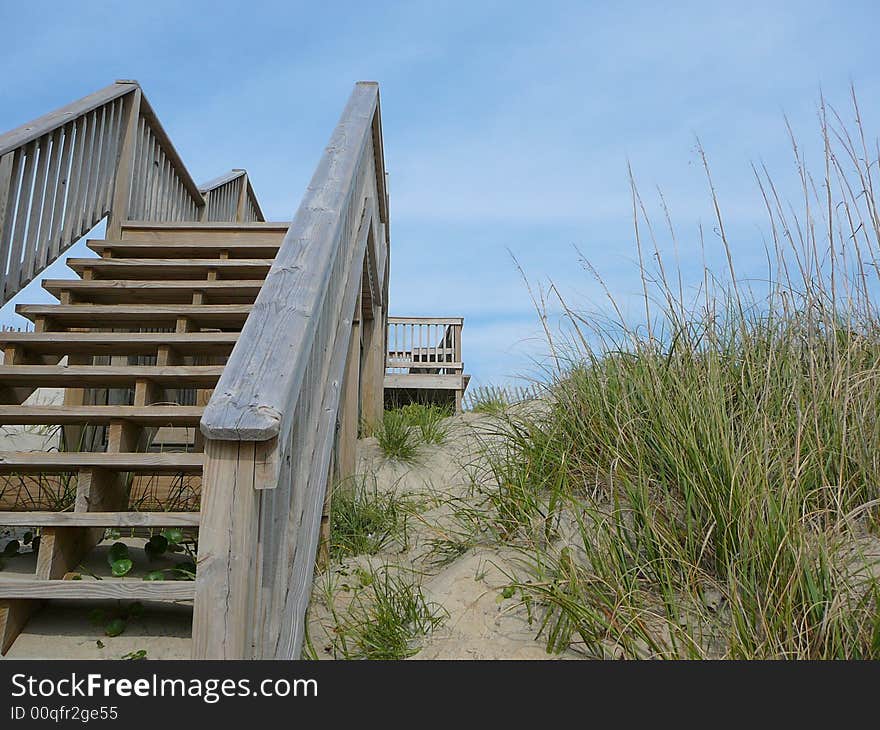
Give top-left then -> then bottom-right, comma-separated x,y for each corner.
192,439 -> 260,659
106,87 -> 141,239
360,303 -> 385,429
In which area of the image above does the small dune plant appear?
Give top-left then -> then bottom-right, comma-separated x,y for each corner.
319,567 -> 447,660
399,403 -> 452,445
372,409 -> 421,462
330,476 -> 411,558
368,403 -> 453,461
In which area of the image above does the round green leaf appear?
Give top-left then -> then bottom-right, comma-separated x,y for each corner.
110,558 -> 133,577
105,618 -> 126,637
143,570 -> 165,581
162,528 -> 184,546
107,541 -> 129,565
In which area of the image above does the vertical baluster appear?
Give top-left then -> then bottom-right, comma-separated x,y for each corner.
60,117 -> 86,249
84,105 -> 106,227
69,111 -> 94,240
154,151 -> 166,219
72,110 -> 97,239
129,117 -> 146,220
149,140 -> 161,219
20,135 -> 51,288
7,143 -> 37,300
92,101 -> 115,219
171,177 -> 180,221
160,157 -> 171,220
100,98 -> 122,215
0,149 -> 23,301
36,129 -> 64,272
47,123 -> 73,263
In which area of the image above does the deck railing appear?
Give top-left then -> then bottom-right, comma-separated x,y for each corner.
199,169 -> 264,222
194,82 -> 389,659
0,81 -> 264,304
386,316 -> 463,375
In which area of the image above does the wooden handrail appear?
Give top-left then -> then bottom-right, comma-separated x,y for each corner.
194,82 -> 389,659
0,82 -> 136,157
0,81 -> 265,303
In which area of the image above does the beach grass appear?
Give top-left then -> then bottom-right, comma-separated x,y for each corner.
474,90 -> 880,659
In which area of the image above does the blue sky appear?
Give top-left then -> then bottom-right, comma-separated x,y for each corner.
1,1 -> 878,386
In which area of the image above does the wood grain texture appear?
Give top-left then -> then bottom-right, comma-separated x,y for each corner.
0,452 -> 203,473
384,373 -> 465,390
0,405 -> 203,426
0,331 -> 237,356
0,599 -> 42,654
42,279 -> 264,305
0,365 -> 223,388
201,83 -> 383,441
0,580 -> 195,600
192,439 -> 259,659
0,511 -> 199,527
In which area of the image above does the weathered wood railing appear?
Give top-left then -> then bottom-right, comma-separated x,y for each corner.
194,82 -> 389,659
386,316 -> 463,374
0,80 -> 264,304
200,169 -> 264,222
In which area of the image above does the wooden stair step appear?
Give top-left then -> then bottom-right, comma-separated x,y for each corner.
120,221 -> 289,244
0,511 -> 200,527
66,258 -> 274,280
0,331 -> 237,357
0,405 -> 203,426
43,279 -> 264,305
88,239 -> 281,259
0,579 -> 195,601
0,365 -> 222,388
17,304 -> 251,328
0,452 -> 203,473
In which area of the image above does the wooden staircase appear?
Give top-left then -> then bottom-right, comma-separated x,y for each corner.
0,80 -> 392,659
0,220 -> 286,654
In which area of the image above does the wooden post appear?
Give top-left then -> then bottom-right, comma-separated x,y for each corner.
235,172 -> 248,222
359,303 -> 385,429
106,87 -> 141,239
453,322 -> 463,413
192,439 -> 261,659
321,300 -> 362,566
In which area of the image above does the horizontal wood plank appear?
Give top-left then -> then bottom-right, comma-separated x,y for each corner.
0,332 -> 237,356
0,579 -> 195,601
0,452 -> 203,473
16,304 -> 251,328
0,511 -> 199,527
87,239 -> 281,258
0,405 -> 203,426
0,365 -> 222,388
42,279 -> 263,305
66,258 -> 274,280
384,373 -> 465,390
